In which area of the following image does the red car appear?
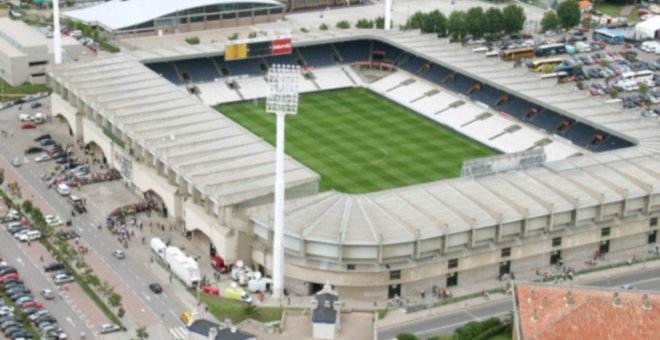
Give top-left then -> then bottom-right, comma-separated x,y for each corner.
0,272 -> 19,283
21,300 -> 42,309
200,285 -> 219,296
21,123 -> 36,129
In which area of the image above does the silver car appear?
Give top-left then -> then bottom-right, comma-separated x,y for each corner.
112,250 -> 125,259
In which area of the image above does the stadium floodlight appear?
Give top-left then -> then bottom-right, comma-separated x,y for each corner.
266,64 -> 300,300
384,0 -> 392,31
52,0 -> 62,64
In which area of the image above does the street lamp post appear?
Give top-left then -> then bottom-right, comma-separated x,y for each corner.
266,64 -> 300,300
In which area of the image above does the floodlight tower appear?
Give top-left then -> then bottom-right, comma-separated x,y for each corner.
266,64 -> 300,300
384,0 -> 392,31
53,0 -> 62,64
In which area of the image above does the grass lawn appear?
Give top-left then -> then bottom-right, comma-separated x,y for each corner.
217,88 -> 496,193
199,293 -> 284,324
0,79 -> 49,101
594,3 -> 623,18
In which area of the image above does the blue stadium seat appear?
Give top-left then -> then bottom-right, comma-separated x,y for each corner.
266,53 -> 299,66
398,55 -> 427,73
297,45 -> 336,67
419,65 -> 451,84
471,85 -> 503,107
372,41 -> 404,64
146,62 -> 182,84
529,110 -> 563,133
445,74 -> 475,95
175,58 -> 220,83
499,97 -> 532,120
592,136 -> 634,152
217,57 -> 264,76
333,40 -> 371,63
558,122 -> 597,146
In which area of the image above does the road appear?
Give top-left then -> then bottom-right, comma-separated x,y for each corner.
0,97 -> 191,338
378,266 -> 660,339
0,222 -> 94,338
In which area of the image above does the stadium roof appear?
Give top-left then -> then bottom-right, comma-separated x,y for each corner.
47,55 -> 319,207
62,0 -> 283,31
0,17 -> 48,50
253,149 -> 659,245
513,282 -> 660,340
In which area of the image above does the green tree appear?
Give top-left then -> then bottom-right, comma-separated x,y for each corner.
336,20 -> 351,29
541,11 -> 560,32
428,10 -> 448,36
242,303 -> 259,318
395,333 -> 419,340
502,4 -> 526,34
466,7 -> 486,38
405,11 -> 427,30
21,200 -> 33,214
356,18 -> 374,29
484,7 -> 504,37
454,318 -> 503,340
135,326 -> 149,339
319,23 -> 328,30
556,0 -> 581,29
108,292 -> 122,307
374,16 -> 388,29
447,10 -> 468,41
639,83 -> 649,96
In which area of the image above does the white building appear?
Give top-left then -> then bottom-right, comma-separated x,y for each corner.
636,15 -> 660,40
0,17 -> 83,86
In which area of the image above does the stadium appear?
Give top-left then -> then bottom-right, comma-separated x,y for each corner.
46,28 -> 660,300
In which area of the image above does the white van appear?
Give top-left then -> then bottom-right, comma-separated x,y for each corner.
19,114 -> 32,122
19,230 -> 41,242
33,112 -> 44,124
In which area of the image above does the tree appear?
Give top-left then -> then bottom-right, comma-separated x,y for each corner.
639,83 -> 649,96
336,20 -> 350,29
135,326 -> 149,340
395,333 -> 419,340
428,10 -> 448,36
356,18 -> 374,29
484,7 -> 504,37
405,11 -> 428,31
242,303 -> 259,318
541,11 -> 560,32
502,4 -> 526,34
374,16 -> 389,29
466,7 -> 486,38
447,10 -> 468,41
108,292 -> 122,307
319,23 -> 328,30
21,200 -> 33,214
556,0 -> 581,29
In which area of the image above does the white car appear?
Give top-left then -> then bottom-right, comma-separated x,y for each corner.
35,154 -> 51,162
11,158 -> 21,167
99,323 -> 121,334
56,183 -> 71,196
112,249 -> 125,259
53,273 -> 75,285
45,215 -> 63,227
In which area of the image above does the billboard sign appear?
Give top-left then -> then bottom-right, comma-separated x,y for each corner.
224,36 -> 293,61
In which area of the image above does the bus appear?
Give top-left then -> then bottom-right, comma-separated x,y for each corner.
592,28 -> 625,45
500,47 -> 535,61
554,65 -> 584,77
535,43 -> 566,57
530,58 -> 564,73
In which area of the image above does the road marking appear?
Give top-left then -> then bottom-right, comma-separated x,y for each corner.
464,309 -> 481,321
66,317 -> 74,326
142,293 -> 151,301
169,309 -> 179,320
169,327 -> 188,339
16,258 -> 24,266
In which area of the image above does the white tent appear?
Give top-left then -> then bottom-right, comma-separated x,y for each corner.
636,15 -> 660,39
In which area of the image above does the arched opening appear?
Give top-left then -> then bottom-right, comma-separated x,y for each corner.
144,189 -> 168,218
54,113 -> 73,136
84,141 -> 107,165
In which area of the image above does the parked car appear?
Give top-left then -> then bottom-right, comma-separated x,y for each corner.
35,154 -> 51,162
99,323 -> 121,334
39,139 -> 55,147
11,158 -> 21,167
112,250 -> 125,259
52,273 -> 74,285
43,263 -> 65,273
34,134 -> 50,142
40,289 -> 55,300
20,123 -> 36,129
44,215 -> 63,227
56,184 -> 71,196
24,146 -> 43,155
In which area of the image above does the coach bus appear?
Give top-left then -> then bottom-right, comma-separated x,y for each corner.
530,58 -> 564,73
501,47 -> 535,61
535,43 -> 566,57
592,28 -> 625,45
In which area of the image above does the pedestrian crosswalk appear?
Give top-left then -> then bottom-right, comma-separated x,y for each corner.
169,327 -> 188,339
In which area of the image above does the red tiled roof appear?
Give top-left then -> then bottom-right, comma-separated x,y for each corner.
579,0 -> 593,10
514,283 -> 660,340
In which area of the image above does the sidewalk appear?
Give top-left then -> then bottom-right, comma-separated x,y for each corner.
378,257 -> 660,330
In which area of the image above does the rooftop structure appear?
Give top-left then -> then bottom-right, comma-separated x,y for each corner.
62,0 -> 285,36
513,282 -> 660,340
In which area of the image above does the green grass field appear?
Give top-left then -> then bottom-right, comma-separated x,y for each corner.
216,88 -> 497,193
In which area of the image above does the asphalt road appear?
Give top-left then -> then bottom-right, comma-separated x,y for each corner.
0,97 -> 189,337
378,265 -> 660,339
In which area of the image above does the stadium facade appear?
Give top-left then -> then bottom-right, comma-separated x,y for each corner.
46,30 -> 660,300
62,0 -> 285,36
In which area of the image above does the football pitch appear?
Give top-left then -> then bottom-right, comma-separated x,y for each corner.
217,88 -> 497,194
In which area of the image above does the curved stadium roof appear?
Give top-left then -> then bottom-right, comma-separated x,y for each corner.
63,0 -> 283,31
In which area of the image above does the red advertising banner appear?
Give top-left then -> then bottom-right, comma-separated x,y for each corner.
271,38 -> 292,55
